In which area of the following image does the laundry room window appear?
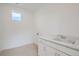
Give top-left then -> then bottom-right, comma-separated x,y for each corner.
11,10 -> 22,23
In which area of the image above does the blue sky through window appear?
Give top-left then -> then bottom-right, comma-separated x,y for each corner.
12,11 -> 21,22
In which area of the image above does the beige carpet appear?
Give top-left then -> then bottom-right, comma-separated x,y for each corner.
0,44 -> 38,56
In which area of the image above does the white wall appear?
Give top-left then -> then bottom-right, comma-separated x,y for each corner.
35,5 -> 79,37
0,5 -> 35,50
0,5 -> 4,49
1,4 -> 79,50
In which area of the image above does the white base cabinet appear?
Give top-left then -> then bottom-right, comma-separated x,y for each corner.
38,41 -> 68,56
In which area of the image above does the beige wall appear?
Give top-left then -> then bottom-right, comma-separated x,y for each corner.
35,4 -> 79,37
0,5 -> 35,50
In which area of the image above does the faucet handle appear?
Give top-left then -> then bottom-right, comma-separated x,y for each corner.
57,34 -> 66,39
36,33 -> 39,35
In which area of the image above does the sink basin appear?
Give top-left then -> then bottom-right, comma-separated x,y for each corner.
53,35 -> 79,46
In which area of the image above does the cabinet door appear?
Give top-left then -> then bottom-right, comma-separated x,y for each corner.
44,46 -> 56,56
38,42 -> 46,56
38,42 -> 56,56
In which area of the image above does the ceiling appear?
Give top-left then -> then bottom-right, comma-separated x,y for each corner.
0,3 -> 79,12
